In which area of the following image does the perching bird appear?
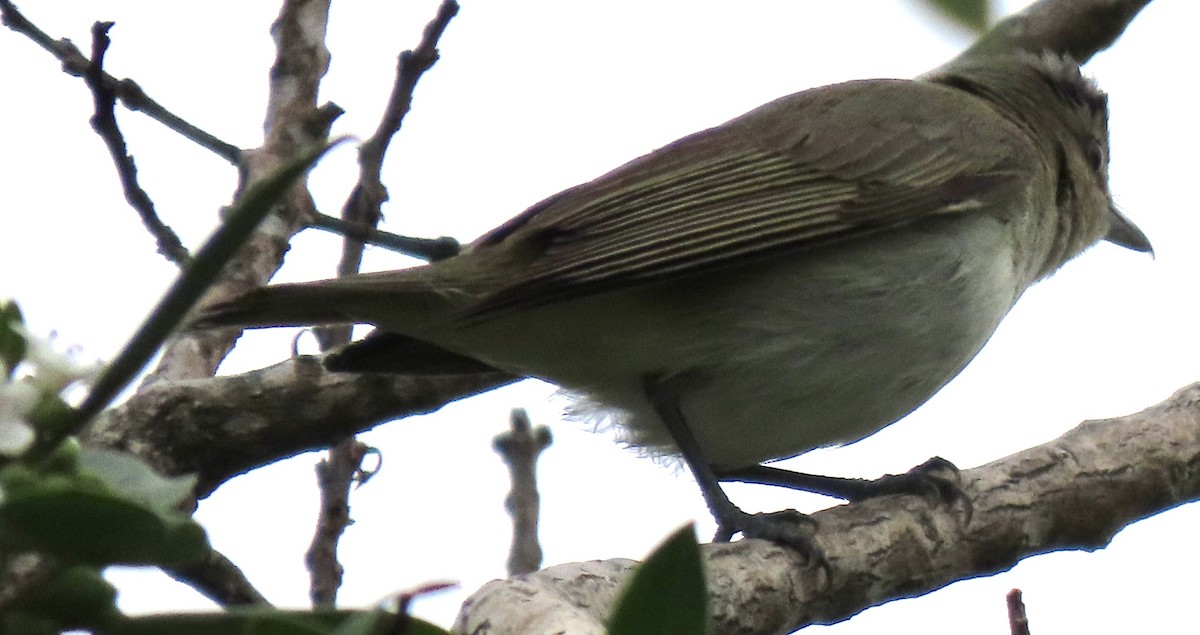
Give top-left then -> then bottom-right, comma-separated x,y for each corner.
197,51 -> 1151,549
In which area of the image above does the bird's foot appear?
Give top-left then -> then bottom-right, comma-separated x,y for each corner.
714,507 -> 829,577
851,456 -> 964,500
721,456 -> 972,522
851,456 -> 972,522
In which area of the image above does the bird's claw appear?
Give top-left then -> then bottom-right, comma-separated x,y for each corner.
857,456 -> 973,523
714,508 -> 830,580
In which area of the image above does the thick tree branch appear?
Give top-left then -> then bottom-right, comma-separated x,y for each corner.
0,0 -> 241,163
943,0 -> 1151,68
82,357 -> 516,497
145,0 -> 336,385
455,382 -> 1200,635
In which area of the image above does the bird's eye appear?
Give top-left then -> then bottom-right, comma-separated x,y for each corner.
1085,140 -> 1106,173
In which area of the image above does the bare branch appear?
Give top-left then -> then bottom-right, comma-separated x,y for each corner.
455,382 -> 1200,635
944,0 -> 1152,67
324,0 -> 462,287
261,1 -> 334,154
0,0 -> 241,163
163,549 -> 270,608
308,212 -> 460,262
81,357 -> 517,497
82,21 -> 189,267
494,409 -> 553,575
303,0 -> 460,604
146,0 -> 336,384
306,438 -> 373,607
359,0 -> 460,181
1007,589 -> 1031,635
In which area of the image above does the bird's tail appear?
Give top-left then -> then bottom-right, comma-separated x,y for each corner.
192,279 -> 500,376
191,282 -> 363,330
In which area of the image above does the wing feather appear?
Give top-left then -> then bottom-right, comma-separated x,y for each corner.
462,78 -> 1033,318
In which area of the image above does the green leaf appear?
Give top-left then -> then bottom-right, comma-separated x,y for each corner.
923,0 -> 989,33
329,611 -> 395,635
78,446 -> 196,515
26,390 -> 78,437
0,611 -> 60,635
42,436 -> 82,473
0,479 -> 206,565
101,611 -> 332,635
98,607 -> 451,635
8,564 -> 119,629
0,449 -> 208,565
607,525 -> 708,635
332,611 -> 453,635
0,300 -> 26,378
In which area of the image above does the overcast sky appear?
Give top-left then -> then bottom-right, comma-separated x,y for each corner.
2,1 -> 1198,633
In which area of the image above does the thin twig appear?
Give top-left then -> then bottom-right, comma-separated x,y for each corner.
0,0 -> 241,163
359,0 -> 460,181
306,439 -> 373,607
83,21 -> 190,267
305,0 -> 461,604
315,0 -> 462,285
493,409 -> 552,575
322,0 -> 460,333
1007,589 -> 1031,635
68,141 -> 337,440
308,212 -> 460,261
391,581 -> 459,634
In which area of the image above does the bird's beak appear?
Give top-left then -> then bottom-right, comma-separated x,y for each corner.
1105,205 -> 1153,256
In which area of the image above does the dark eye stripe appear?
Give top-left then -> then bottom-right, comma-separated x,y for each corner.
1086,140 -> 1106,173
1055,143 -> 1074,209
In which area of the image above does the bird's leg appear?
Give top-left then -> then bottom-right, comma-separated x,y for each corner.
643,377 -> 823,564
720,457 -> 972,521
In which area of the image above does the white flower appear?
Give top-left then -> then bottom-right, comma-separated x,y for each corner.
0,381 -> 38,457
0,418 -> 35,457
0,380 -> 38,419
15,326 -> 103,393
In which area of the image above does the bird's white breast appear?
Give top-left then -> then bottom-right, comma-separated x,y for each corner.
444,213 -> 1024,469
555,214 -> 1023,468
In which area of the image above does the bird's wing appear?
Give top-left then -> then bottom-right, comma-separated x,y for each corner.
462,77 -> 1034,319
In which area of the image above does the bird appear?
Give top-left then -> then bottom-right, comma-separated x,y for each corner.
196,51 -> 1151,551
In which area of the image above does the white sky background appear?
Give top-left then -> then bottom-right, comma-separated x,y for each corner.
1,1 -> 1197,632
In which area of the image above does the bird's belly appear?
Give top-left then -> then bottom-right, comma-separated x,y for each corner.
457,216 -> 1023,468
679,220 -> 1021,467
671,272 -> 1013,468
